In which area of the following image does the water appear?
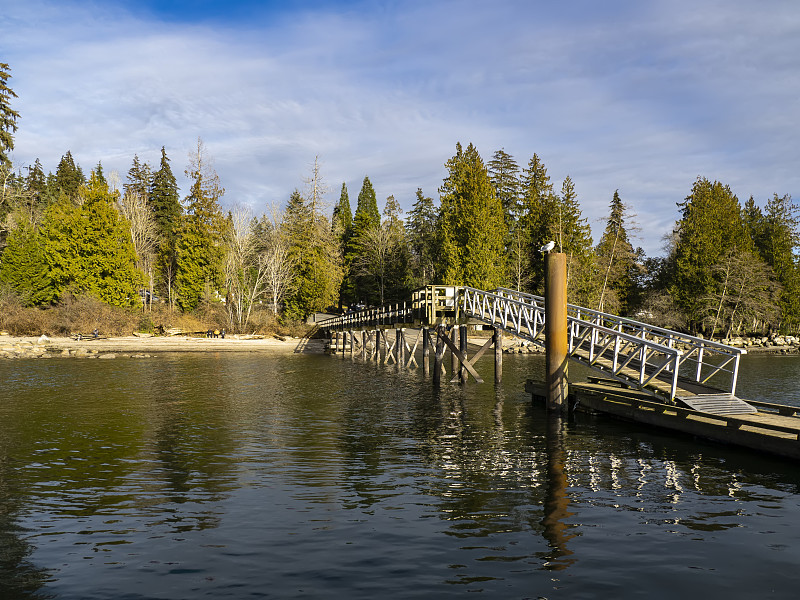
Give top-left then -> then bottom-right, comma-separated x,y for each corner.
1,351 -> 800,599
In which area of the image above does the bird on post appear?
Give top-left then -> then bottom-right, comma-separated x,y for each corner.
539,240 -> 556,253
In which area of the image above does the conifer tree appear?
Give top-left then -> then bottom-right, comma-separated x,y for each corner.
149,147 -> 182,306
670,177 -> 751,333
283,188 -> 342,319
437,142 -> 505,289
487,148 -> 520,225
0,220 -> 53,305
758,193 -> 800,331
0,63 -> 19,170
54,151 -> 85,200
346,176 -> 382,304
39,172 -> 142,306
405,188 -> 439,286
596,190 -> 638,314
174,139 -> 226,312
519,153 -> 557,293
124,155 -> 152,200
332,182 -> 352,242
557,175 -> 595,305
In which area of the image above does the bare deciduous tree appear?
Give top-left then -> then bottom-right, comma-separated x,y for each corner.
117,190 -> 159,311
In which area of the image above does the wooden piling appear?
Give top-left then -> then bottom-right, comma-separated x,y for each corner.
450,325 -> 459,377
459,325 -> 468,384
433,327 -> 445,386
362,330 -> 367,360
396,328 -> 403,368
494,327 -> 503,384
422,327 -> 430,377
545,252 -> 569,412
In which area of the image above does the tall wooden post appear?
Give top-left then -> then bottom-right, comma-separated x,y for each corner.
494,327 -> 503,384
341,330 -> 347,355
349,330 -> 355,358
375,329 -> 380,361
396,328 -> 403,368
422,327 -> 431,377
545,252 -> 569,412
362,330 -> 367,360
459,325 -> 468,384
450,325 -> 459,377
334,331 -> 339,354
433,328 -> 445,387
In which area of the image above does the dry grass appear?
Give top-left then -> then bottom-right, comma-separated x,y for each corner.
0,287 -> 314,338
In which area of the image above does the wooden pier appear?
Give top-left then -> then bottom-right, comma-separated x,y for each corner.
526,377 -> 800,460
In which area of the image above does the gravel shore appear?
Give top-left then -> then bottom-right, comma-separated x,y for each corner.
0,334 -> 324,359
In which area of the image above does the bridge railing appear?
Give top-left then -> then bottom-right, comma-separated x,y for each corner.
493,287 -> 745,396
462,287 -> 684,399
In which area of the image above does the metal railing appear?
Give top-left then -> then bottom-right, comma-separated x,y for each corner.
486,287 -> 745,399
318,285 -> 745,401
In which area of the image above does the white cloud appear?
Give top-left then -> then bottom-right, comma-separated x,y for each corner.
3,0 -> 799,256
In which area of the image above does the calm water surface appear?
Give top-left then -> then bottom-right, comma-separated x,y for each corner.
1,351 -> 800,599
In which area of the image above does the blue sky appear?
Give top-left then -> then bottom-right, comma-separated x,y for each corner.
3,0 -> 799,256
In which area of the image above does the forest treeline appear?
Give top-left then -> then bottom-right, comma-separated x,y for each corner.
1,63 -> 799,337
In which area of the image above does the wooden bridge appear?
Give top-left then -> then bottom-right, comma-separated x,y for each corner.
317,285 -> 746,403
318,285 -> 800,460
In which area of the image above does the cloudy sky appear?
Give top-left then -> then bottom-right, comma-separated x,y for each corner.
3,0 -> 799,256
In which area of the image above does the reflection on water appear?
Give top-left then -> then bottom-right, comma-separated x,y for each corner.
1,352 -> 800,598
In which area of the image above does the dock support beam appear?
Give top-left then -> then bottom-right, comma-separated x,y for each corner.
494,327 -> 503,384
545,252 -> 569,413
450,325 -> 459,377
433,328 -> 445,387
422,328 -> 430,377
459,326 -> 468,384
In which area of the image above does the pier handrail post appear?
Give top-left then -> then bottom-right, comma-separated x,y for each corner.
545,252 -> 569,413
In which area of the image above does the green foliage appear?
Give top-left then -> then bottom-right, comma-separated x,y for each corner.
595,190 -> 638,314
175,140 -> 225,312
54,151 -> 85,200
437,142 -> 506,289
0,220 -> 53,305
149,147 -> 182,305
282,189 -> 342,319
0,63 -> 19,170
487,148 -> 520,226
519,153 -> 556,292
670,177 -> 752,332
405,188 -> 439,287
124,154 -> 152,200
38,174 -> 142,306
332,182 -> 352,242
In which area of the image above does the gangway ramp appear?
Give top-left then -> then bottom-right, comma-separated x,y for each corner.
461,286 -> 746,402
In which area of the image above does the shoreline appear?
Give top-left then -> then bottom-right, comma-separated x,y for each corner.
0,334 -> 325,358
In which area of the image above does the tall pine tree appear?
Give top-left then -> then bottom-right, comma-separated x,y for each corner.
437,143 -> 505,289
174,139 -> 226,312
0,63 -> 19,170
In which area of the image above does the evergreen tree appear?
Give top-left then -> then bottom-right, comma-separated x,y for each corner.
595,190 -> 638,314
25,158 -> 48,211
405,188 -> 439,286
332,182 -> 352,242
0,220 -> 53,305
670,177 -> 751,333
437,142 -> 506,289
519,153 -> 557,293
174,139 -> 226,312
39,172 -> 142,306
346,176 -> 382,303
758,193 -> 800,331
487,148 -> 520,225
282,188 -> 342,319
149,147 -> 182,306
54,151 -> 85,200
124,154 -> 152,200
0,63 -> 19,170
332,182 -> 354,306
557,175 -> 595,305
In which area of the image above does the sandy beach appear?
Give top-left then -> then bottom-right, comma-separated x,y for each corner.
0,333 -> 325,358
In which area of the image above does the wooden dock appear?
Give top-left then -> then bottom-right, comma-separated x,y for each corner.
526,378 -> 800,461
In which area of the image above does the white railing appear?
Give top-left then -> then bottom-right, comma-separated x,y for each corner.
318,285 -> 745,400
466,287 -> 744,400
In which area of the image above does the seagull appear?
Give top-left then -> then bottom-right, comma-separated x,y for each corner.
539,240 -> 556,253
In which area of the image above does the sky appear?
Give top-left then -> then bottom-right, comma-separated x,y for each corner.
3,0 -> 799,256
